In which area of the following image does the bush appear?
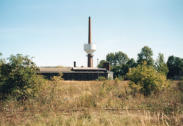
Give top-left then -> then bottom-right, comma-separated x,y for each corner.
0,54 -> 43,100
51,73 -> 63,82
97,76 -> 106,81
127,63 -> 168,96
128,81 -> 141,96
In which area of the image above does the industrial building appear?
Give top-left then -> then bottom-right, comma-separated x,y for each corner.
39,17 -> 113,80
39,67 -> 113,80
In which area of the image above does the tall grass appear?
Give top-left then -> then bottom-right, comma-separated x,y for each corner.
0,80 -> 182,126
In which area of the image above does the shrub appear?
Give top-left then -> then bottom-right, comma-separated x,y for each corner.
97,76 -> 106,81
116,76 -> 124,81
51,73 -> 63,82
128,81 -> 141,96
0,54 -> 43,100
127,63 -> 168,96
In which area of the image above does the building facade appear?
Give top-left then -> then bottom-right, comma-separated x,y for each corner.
39,67 -> 113,80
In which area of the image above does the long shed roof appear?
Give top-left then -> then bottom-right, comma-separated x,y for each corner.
39,67 -> 107,73
39,67 -> 72,73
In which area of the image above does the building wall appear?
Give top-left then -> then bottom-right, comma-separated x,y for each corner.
39,72 -> 109,80
63,72 -> 108,80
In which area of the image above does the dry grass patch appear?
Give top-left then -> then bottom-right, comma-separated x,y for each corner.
0,80 -> 182,126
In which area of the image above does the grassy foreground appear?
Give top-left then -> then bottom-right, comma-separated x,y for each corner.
0,80 -> 183,126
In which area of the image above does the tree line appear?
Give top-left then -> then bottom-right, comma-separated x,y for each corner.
98,46 -> 183,80
0,46 -> 182,99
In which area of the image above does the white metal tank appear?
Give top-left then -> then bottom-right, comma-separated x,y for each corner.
84,43 -> 96,54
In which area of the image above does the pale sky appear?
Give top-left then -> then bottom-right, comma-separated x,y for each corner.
0,0 -> 183,67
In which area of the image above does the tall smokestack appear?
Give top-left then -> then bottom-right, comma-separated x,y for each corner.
88,16 -> 91,44
84,16 -> 96,68
88,16 -> 93,67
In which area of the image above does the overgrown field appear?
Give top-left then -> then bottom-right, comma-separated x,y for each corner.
0,80 -> 183,126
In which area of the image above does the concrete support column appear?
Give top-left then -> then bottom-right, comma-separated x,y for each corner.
88,54 -> 93,67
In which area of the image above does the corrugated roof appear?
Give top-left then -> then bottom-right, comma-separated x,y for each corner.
39,67 -> 72,73
39,67 -> 107,73
72,67 -> 106,71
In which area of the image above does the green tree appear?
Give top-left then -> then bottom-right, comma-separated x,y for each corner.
0,53 -> 2,65
106,51 -> 130,78
0,53 -> 4,64
127,63 -> 168,96
106,53 -> 116,66
127,58 -> 136,68
155,53 -> 169,75
106,51 -> 129,66
112,65 -> 129,78
114,51 -> 129,66
167,56 -> 183,79
0,54 -> 43,100
98,60 -> 108,68
137,46 -> 154,66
